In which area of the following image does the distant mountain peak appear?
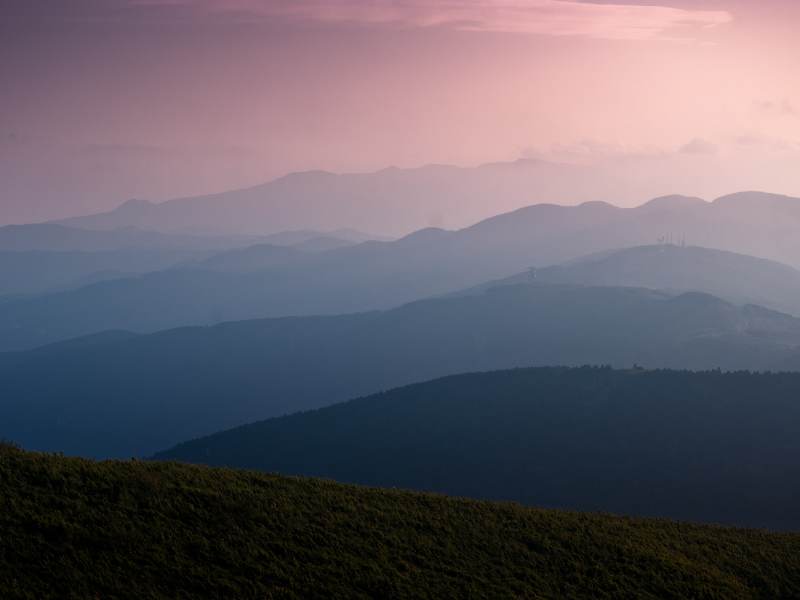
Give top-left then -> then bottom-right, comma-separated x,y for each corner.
577,200 -> 618,213
116,198 -> 155,211
713,191 -> 797,204
637,195 -> 707,211
397,227 -> 450,243
272,169 -> 337,184
477,157 -> 546,170
579,200 -> 613,207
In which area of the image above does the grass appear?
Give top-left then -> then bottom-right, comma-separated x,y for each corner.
1,443 -> 799,599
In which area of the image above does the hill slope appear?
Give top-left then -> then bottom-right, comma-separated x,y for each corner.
185,243 -> 308,273
0,224 -> 311,297
1,444 -> 799,599
0,249 -> 206,296
158,367 -> 800,530
3,284 -> 800,459
0,223 -> 265,252
468,244 -> 800,316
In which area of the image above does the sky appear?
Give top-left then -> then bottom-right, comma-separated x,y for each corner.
2,0 -> 800,223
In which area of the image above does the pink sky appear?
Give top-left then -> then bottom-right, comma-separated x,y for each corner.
2,0 -> 800,223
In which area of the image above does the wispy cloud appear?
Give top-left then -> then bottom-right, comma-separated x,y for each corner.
131,0 -> 733,40
753,99 -> 798,118
733,133 -> 800,152
679,138 -> 718,155
524,137 -> 729,164
522,139 -> 670,164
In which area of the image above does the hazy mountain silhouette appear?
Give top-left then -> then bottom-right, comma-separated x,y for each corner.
289,235 -> 359,253
51,161 -> 800,265
1,222 -> 381,254
451,191 -> 800,269
181,233 -> 372,272
84,188 -> 800,270
54,160 -> 607,236
5,195 -> 800,350
184,243 -> 308,273
0,225 -> 384,304
259,228 -> 390,245
464,244 -> 800,317
0,249 -> 213,296
156,367 -> 800,530
0,223 -> 266,252
3,283 -> 800,458
0,223 -> 331,296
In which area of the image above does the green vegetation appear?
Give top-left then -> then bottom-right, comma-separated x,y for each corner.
1,444 -> 799,599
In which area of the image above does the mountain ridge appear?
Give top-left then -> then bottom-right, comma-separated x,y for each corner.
4,283 -> 800,458
460,244 -> 800,317
3,223 -> 800,352
54,162 -> 800,238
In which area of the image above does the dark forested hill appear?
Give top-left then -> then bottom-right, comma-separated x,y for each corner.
1,443 -> 799,599
3,284 -> 800,459
158,367 -> 800,530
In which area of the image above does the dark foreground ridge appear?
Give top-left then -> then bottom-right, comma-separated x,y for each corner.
1,444 -> 799,599
158,367 -> 800,530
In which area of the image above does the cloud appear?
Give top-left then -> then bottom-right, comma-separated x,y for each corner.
525,137 -> 726,164
79,142 -> 259,161
733,134 -> 799,152
678,138 -> 718,155
753,100 -> 798,118
522,139 -> 669,164
80,143 -> 172,158
130,0 -> 733,40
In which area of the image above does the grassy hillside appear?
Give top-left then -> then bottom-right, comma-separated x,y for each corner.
1,444 -> 799,599
158,367 -> 800,530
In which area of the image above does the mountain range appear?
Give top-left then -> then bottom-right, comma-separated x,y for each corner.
49,162 -> 800,266
0,225 -> 377,299
3,282 -> 800,458
3,190 -> 800,350
0,223 -> 260,252
53,160 -> 616,236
